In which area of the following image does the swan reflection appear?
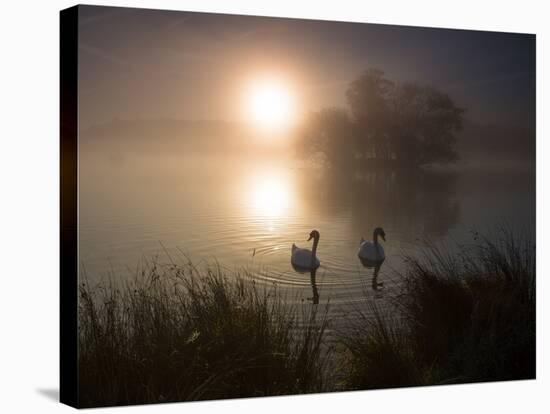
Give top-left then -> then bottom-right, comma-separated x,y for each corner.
291,262 -> 320,305
309,269 -> 319,305
359,257 -> 385,291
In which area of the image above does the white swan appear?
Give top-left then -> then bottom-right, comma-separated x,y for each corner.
358,227 -> 386,263
291,230 -> 321,270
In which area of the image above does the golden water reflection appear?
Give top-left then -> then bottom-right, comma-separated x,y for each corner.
246,169 -> 295,223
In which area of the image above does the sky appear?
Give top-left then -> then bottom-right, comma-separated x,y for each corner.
78,5 -> 535,130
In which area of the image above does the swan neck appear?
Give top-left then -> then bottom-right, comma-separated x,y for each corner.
373,232 -> 378,244
311,237 -> 319,264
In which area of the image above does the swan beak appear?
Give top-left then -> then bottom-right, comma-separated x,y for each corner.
381,235 -> 386,242
307,235 -> 313,241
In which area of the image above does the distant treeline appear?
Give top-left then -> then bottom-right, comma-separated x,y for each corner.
297,68 -> 534,171
79,119 -> 256,156
80,117 -> 533,169
80,69 -> 534,170
297,68 -> 464,170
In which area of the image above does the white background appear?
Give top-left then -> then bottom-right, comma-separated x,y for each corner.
0,0 -> 547,412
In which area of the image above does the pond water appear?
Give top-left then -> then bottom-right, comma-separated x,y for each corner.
78,151 -> 535,321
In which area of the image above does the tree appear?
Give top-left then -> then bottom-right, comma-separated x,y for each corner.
346,69 -> 464,167
297,69 -> 465,170
389,83 -> 464,166
346,69 -> 394,160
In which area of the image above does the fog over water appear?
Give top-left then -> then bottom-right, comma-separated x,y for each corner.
76,5 -> 535,328
79,129 -> 535,322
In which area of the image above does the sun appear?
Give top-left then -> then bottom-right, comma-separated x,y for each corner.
245,77 -> 296,130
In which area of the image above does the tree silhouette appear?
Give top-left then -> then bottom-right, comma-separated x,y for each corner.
298,69 -> 465,170
346,68 -> 394,161
389,83 -> 464,166
347,69 -> 465,167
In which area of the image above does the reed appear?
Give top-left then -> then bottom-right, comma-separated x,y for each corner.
78,229 -> 535,405
339,228 -> 535,389
78,259 -> 330,407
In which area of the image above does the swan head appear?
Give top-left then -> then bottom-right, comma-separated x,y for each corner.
373,227 -> 386,242
307,229 -> 320,242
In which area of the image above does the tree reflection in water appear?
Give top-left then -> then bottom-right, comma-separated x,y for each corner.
298,167 -> 461,243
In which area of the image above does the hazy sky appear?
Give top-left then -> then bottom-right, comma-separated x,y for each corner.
78,5 -> 535,129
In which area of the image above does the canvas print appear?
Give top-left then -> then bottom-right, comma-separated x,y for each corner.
60,4 -> 535,408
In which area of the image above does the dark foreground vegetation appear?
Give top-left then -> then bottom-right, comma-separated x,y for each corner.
340,230 -> 535,389
79,262 -> 330,407
79,230 -> 535,407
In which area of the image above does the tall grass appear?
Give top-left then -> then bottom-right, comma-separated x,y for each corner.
79,229 -> 535,406
340,229 -> 535,389
78,260 -> 330,407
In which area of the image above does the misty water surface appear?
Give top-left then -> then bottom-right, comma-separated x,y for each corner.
78,148 -> 535,322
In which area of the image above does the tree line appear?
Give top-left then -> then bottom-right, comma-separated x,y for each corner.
297,69 -> 465,170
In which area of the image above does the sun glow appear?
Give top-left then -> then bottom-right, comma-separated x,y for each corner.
245,77 -> 296,130
248,171 -> 293,219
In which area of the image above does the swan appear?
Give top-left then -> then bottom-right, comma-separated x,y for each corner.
291,230 -> 321,270
358,227 -> 386,263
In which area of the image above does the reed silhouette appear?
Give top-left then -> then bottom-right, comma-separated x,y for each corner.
340,228 -> 535,389
78,230 -> 534,405
78,261 -> 330,407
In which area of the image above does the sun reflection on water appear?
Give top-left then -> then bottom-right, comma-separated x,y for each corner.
247,170 -> 294,223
